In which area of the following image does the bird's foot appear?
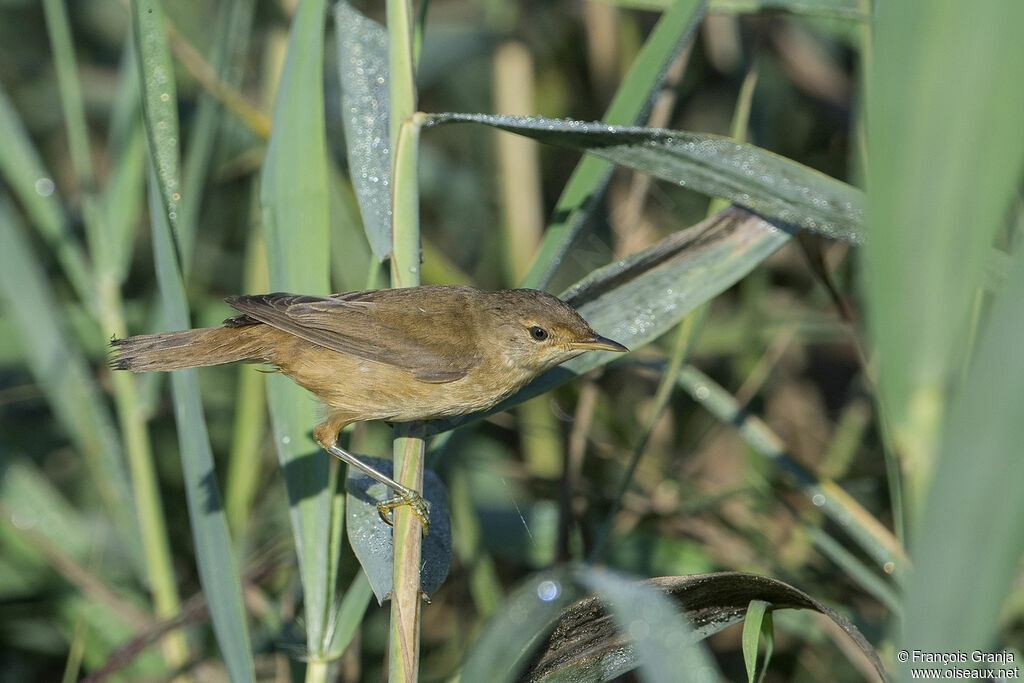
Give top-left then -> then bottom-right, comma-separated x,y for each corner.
376,492 -> 430,537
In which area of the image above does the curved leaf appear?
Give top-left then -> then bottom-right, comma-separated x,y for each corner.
425,112 -> 864,244
526,572 -> 885,682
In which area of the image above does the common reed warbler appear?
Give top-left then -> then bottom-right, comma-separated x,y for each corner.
110,285 -> 627,532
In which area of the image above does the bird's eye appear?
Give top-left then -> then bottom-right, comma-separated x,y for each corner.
529,326 -> 549,341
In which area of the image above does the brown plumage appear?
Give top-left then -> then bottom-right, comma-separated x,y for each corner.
110,285 -> 627,530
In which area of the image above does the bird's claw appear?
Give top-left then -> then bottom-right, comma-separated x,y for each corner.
376,492 -> 430,536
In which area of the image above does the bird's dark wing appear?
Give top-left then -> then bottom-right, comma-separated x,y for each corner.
224,291 -> 481,383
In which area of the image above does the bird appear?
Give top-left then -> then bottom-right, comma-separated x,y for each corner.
110,285 -> 628,532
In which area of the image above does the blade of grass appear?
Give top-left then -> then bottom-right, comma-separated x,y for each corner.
325,571 -> 374,658
808,527 -> 899,613
47,2 -> 187,668
520,0 -> 707,290
864,0 -> 1024,510
132,0 -> 181,250
0,200 -> 140,567
424,112 -> 864,244
132,1 -> 254,677
0,84 -> 94,308
742,600 -> 773,683
146,170 -> 254,680
527,572 -> 882,681
898,245 -> 1024,675
163,16 -> 270,139
103,42 -> 147,284
41,0 -> 105,266
177,0 -> 255,280
257,0 -> 337,668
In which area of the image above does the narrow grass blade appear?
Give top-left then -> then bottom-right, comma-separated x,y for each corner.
425,112 -> 864,243
103,42 -> 147,284
131,0 -> 181,248
0,84 -> 94,307
864,0 -> 1024,503
520,0 -> 707,289
325,571 -> 374,658
0,457 -> 133,591
808,527 -> 900,613
0,201 -> 139,564
327,164 -> 374,291
897,251 -> 1024,673
258,0 -> 336,658
145,168 -> 255,683
178,0 -> 255,279
133,1 -> 254,677
50,7 -> 186,667
335,0 -> 392,261
742,600 -> 773,683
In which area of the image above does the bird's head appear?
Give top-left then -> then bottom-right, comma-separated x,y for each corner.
482,289 -> 628,376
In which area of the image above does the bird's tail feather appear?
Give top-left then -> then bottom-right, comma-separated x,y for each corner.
109,325 -> 266,372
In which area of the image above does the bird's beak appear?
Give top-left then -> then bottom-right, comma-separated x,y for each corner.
568,334 -> 629,353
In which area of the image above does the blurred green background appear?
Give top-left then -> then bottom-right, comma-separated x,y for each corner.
1,0 -> 1022,681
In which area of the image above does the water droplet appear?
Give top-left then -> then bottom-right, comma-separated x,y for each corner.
160,92 -> 170,102
537,579 -> 560,602
811,493 -> 826,507
34,177 -> 54,196
11,510 -> 35,529
282,435 -> 291,445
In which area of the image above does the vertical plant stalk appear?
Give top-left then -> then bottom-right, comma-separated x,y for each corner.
389,113 -> 424,683
387,0 -> 422,678
44,0 -> 188,670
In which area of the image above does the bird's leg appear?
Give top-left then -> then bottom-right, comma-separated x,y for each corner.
314,421 -> 430,535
